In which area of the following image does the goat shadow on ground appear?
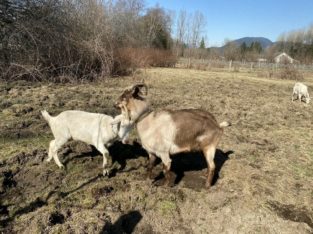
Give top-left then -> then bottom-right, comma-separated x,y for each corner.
108,141 -> 148,169
62,140 -> 232,187
100,210 -> 142,234
154,149 -> 234,186
63,141 -> 148,171
62,145 -> 100,167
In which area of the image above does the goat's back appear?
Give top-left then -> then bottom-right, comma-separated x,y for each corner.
49,111 -> 114,143
137,109 -> 222,154
293,82 -> 308,93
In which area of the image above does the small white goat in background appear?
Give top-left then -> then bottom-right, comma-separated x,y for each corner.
292,82 -> 310,104
42,108 -> 132,175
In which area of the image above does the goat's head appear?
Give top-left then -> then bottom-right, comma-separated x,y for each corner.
114,83 -> 149,121
306,97 -> 311,104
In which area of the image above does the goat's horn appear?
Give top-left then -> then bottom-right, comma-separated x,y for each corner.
122,103 -> 130,120
131,83 -> 148,96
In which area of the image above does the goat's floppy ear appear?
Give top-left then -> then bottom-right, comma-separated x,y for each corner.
110,115 -> 123,125
131,83 -> 148,96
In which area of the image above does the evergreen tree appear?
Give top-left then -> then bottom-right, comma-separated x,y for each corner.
240,42 -> 247,53
199,37 -> 206,49
249,41 -> 262,53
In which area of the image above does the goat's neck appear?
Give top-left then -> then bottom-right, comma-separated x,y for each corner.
134,109 -> 151,125
130,99 -> 150,123
134,109 -> 154,137
111,123 -> 119,136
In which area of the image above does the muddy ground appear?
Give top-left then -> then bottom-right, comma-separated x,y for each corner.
0,68 -> 313,233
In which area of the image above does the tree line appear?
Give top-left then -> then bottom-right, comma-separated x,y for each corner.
208,25 -> 313,64
272,25 -> 313,64
2,0 -> 312,82
0,0 -> 176,81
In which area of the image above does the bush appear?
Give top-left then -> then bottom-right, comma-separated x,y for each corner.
1,0 -> 115,82
0,0 -> 174,82
113,48 -> 177,76
277,66 -> 304,81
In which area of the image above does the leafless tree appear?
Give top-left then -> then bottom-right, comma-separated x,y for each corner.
142,7 -> 172,49
175,10 -> 187,56
273,24 -> 313,63
173,9 -> 207,59
223,39 -> 239,61
190,11 -> 206,48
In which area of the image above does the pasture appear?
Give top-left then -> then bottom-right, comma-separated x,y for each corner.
0,68 -> 313,233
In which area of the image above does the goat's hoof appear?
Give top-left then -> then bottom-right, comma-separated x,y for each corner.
103,169 -> 110,177
164,180 -> 173,187
153,180 -> 163,187
146,172 -> 154,180
153,178 -> 168,187
122,139 -> 129,144
205,182 -> 211,189
46,158 -> 52,162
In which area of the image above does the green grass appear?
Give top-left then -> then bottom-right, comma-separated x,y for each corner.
0,135 -> 51,160
157,199 -> 177,215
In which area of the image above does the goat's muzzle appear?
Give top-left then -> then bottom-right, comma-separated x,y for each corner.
113,101 -> 121,109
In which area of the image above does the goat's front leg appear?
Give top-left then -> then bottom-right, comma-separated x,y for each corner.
96,144 -> 111,176
160,153 -> 172,186
147,153 -> 157,179
306,93 -> 310,104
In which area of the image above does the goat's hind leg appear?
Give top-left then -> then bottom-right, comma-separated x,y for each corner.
203,145 -> 217,189
47,140 -> 55,162
50,138 -> 68,169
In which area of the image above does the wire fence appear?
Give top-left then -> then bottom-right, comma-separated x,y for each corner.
177,58 -> 313,72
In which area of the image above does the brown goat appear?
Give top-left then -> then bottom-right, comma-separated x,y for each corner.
114,84 -> 231,188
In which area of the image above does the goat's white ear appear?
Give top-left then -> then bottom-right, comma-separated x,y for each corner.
111,115 -> 122,125
110,119 -> 120,125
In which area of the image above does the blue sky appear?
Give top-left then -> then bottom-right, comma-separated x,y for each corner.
146,0 -> 313,46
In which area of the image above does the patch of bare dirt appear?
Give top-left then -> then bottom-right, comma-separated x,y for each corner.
1,68 -> 313,233
268,201 -> 313,229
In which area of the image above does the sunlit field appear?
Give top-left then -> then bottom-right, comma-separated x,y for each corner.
0,67 -> 312,233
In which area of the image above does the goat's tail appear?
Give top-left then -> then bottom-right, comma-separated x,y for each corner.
41,110 -> 52,123
219,121 -> 231,128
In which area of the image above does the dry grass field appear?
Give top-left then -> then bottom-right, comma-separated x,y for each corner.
0,68 -> 313,233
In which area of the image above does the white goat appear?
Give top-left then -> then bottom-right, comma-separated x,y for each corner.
292,82 -> 310,104
41,109 -> 131,175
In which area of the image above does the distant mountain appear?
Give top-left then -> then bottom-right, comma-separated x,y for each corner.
209,37 -> 274,53
230,37 -> 274,49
